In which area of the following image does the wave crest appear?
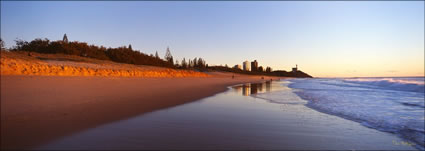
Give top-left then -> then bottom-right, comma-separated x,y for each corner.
343,77 -> 424,93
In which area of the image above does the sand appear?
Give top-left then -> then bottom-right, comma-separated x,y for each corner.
1,73 -> 281,150
38,81 -> 417,150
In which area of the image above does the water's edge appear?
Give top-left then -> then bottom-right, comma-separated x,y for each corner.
283,78 -> 424,150
38,80 -> 418,150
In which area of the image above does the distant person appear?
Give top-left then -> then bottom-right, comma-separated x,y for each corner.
261,76 -> 264,79
232,74 -> 234,79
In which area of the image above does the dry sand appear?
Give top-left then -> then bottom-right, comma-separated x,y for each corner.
1,73 -> 281,149
1,51 -> 283,149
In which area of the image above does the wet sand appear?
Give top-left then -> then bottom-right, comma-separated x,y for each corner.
1,73 -> 280,149
38,81 -> 417,150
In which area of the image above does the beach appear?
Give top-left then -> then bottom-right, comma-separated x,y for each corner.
1,51 -> 420,150
1,73 -> 280,149
2,1 -> 422,150
38,81 -> 417,150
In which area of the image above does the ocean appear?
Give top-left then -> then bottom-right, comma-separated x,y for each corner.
286,77 -> 425,149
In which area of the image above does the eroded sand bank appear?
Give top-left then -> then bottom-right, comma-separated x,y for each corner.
1,51 -> 209,77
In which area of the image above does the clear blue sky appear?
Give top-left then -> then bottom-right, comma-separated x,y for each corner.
1,1 -> 424,77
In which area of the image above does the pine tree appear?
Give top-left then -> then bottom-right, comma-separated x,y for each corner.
155,51 -> 159,59
175,60 -> 179,67
193,58 -> 198,67
128,44 -> 132,50
63,34 -> 68,43
181,58 -> 187,68
197,58 -> 205,68
164,47 -> 173,64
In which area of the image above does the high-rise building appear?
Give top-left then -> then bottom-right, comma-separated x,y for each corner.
243,61 -> 250,71
251,60 -> 258,72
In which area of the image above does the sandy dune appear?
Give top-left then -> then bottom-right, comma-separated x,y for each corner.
1,51 -> 208,77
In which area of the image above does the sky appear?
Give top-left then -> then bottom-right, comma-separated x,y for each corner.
1,1 -> 424,77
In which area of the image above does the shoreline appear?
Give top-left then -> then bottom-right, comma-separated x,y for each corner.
37,80 -> 417,150
1,73 -> 282,149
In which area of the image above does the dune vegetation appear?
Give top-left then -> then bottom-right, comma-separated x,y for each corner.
0,51 -> 209,78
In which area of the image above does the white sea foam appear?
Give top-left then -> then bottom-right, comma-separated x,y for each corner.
286,77 -> 425,149
343,77 -> 424,93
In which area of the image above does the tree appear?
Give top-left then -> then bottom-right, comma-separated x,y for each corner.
63,34 -> 68,43
266,67 -> 272,73
13,38 -> 27,51
128,44 -> 132,50
169,56 -> 173,65
258,66 -> 264,72
193,58 -> 198,67
0,38 -> 4,50
164,47 -> 173,64
9,37 -> 179,68
197,58 -> 206,68
12,38 -> 50,53
155,51 -> 159,59
181,58 -> 188,68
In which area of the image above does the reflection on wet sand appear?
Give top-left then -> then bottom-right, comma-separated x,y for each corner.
39,80 -> 416,150
233,81 -> 272,96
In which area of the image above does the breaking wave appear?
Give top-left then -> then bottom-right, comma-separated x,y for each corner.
287,77 -> 425,150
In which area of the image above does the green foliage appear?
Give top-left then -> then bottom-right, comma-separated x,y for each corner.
12,38 -> 175,68
63,34 -> 68,43
0,38 -> 4,50
14,38 -> 50,53
181,58 -> 188,68
164,47 -> 173,64
266,67 -> 272,73
258,66 -> 264,72
180,57 -> 206,69
155,51 -> 159,59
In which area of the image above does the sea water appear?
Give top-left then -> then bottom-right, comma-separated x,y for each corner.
286,77 -> 425,149
39,80 -> 417,150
